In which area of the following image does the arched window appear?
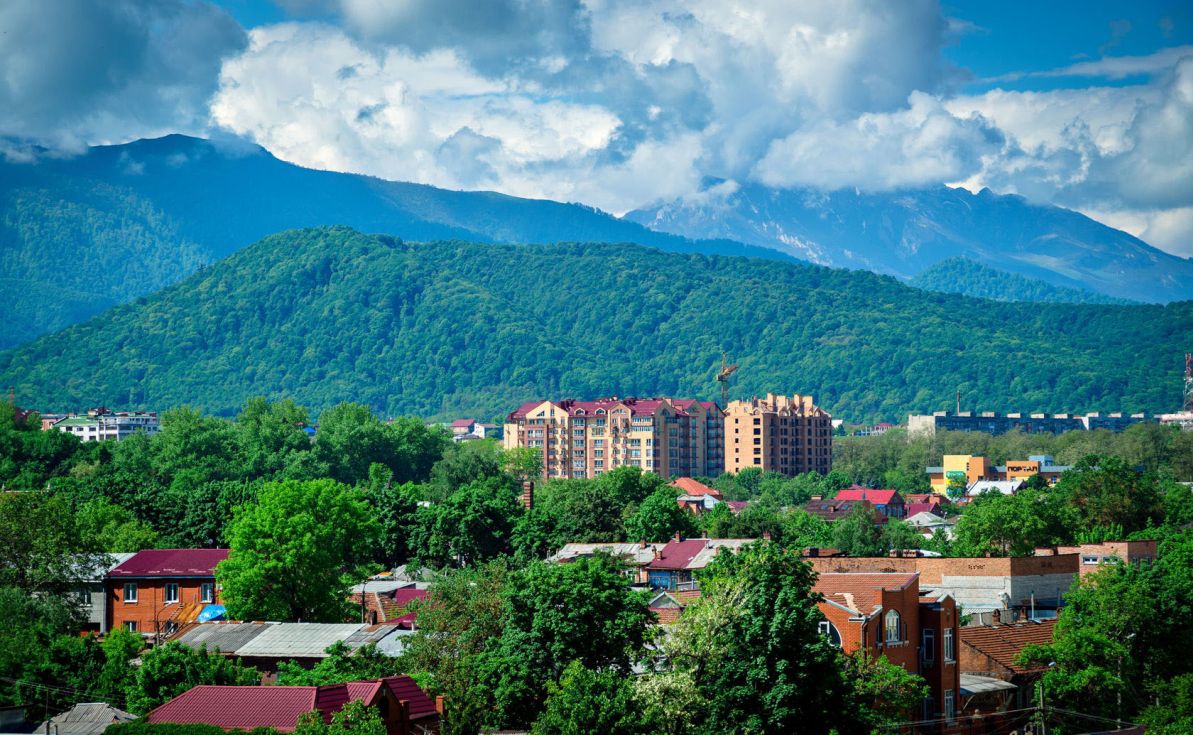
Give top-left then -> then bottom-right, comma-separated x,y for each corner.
818,621 -> 842,647
885,609 -> 902,643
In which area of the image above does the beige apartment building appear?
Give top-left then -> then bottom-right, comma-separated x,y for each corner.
503,397 -> 724,479
723,393 -> 832,476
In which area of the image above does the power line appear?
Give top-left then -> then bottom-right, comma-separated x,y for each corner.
0,675 -> 129,711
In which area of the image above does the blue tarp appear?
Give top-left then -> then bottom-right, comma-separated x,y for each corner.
196,604 -> 226,622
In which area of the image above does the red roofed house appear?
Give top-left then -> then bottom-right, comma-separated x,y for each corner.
833,487 -> 906,519
146,676 -> 441,735
502,397 -> 724,479
813,573 -> 961,729
107,549 -> 228,640
645,537 -> 752,591
670,477 -> 724,514
352,584 -> 430,625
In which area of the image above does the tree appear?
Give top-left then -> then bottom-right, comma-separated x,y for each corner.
398,560 -> 511,735
294,700 -> 387,735
218,479 -> 381,621
235,397 -> 313,478
842,651 -> 929,732
779,509 -> 833,548
367,470 -> 423,568
624,487 -> 697,542
278,642 -> 401,685
953,488 -> 1074,557
1057,455 -> 1164,534
532,660 -> 654,735
0,491 -> 104,597
881,519 -> 923,552
414,476 -> 522,568
430,439 -> 504,498
126,642 -> 259,714
679,542 -> 853,734
486,555 -> 653,728
503,446 -> 543,482
313,404 -> 403,485
75,497 -> 161,551
831,503 -> 885,557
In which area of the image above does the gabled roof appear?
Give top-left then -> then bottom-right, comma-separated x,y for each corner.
813,573 -> 919,616
39,703 -> 136,735
647,538 -> 752,571
145,676 -> 436,731
834,487 -> 902,505
450,418 -> 475,428
960,620 -> 1057,675
905,503 -> 944,518
109,549 -> 228,578
668,477 -> 722,498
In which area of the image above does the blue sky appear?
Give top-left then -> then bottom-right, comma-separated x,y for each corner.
2,1 -> 1192,254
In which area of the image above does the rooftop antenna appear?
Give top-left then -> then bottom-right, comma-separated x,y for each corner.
1184,353 -> 1193,412
716,352 -> 739,407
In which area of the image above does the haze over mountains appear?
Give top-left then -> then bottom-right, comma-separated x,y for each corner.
0,227 -> 1186,423
626,182 -> 1193,304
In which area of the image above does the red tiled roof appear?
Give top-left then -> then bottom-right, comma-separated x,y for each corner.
647,539 -> 708,570
725,500 -> 749,513
813,573 -> 919,616
146,686 -> 318,731
146,676 -> 436,730
906,503 -> 944,517
110,549 -> 228,578
834,487 -> 902,505
960,620 -> 1057,675
506,397 -> 713,421
451,418 -> 475,428
668,477 -> 722,498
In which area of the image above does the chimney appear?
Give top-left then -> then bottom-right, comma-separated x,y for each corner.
639,539 -> 647,549
435,695 -> 446,718
520,481 -> 534,511
992,609 -> 1001,625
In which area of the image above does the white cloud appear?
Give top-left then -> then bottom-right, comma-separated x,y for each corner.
753,92 -> 1002,190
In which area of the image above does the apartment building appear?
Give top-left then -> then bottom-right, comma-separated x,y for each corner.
723,393 -> 832,476
51,407 -> 160,442
503,397 -> 724,479
908,410 -> 1152,437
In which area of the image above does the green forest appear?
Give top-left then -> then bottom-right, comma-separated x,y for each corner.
0,227 -> 1188,423
908,257 -> 1135,305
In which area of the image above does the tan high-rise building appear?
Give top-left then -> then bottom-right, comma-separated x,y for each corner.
723,393 -> 832,476
503,397 -> 724,480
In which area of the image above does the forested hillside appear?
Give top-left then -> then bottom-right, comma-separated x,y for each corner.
0,135 -> 779,348
909,258 -> 1136,305
0,227 -> 1187,422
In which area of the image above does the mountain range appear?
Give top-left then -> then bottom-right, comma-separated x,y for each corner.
626,181 -> 1193,303
0,135 -> 778,349
2,135 -> 1190,353
0,227 -> 1186,423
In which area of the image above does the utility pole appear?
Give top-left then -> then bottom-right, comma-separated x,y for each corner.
1038,676 -> 1046,735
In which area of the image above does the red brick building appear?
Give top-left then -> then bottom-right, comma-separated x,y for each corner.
813,573 -> 962,731
107,549 -> 228,639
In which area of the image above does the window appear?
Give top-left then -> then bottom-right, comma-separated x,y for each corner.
123,583 -> 138,603
943,628 -> 955,663
921,629 -> 935,665
944,689 -> 955,723
124,621 -> 138,633
1082,555 -> 1101,565
165,583 -> 179,604
885,609 -> 901,643
77,589 -> 92,608
921,697 -> 934,720
818,621 -> 841,646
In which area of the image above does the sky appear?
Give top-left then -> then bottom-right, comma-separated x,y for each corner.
2,0 -> 1191,255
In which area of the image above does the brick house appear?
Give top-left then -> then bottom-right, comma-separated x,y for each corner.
146,676 -> 441,735
644,537 -> 753,591
1054,540 -> 1158,578
813,573 -> 962,731
960,619 -> 1057,715
107,549 -> 228,639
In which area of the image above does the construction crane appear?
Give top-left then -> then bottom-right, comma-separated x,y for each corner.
716,352 -> 738,407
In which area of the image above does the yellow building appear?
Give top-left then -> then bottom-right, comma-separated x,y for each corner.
723,393 -> 832,476
926,454 -> 1070,494
503,397 -> 724,479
